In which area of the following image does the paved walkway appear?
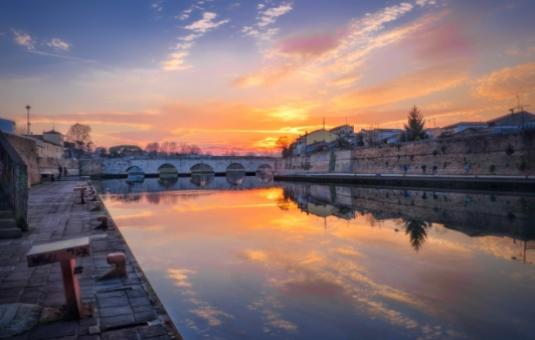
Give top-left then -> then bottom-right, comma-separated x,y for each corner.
0,180 -> 180,339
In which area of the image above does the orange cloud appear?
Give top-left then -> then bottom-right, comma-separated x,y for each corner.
334,63 -> 469,110
233,63 -> 296,88
475,62 -> 535,100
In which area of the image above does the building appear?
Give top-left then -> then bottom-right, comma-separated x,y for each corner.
29,136 -> 64,159
425,127 -> 445,139
329,124 -> 356,145
25,129 -> 65,160
442,122 -> 487,135
42,129 -> 64,146
289,125 -> 354,156
359,128 -> 403,146
487,111 -> 535,129
305,129 -> 338,145
292,136 -> 307,156
0,118 -> 16,134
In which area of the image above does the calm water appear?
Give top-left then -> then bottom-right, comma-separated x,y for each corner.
98,176 -> 535,340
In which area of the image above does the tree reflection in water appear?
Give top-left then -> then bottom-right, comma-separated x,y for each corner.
403,219 -> 432,251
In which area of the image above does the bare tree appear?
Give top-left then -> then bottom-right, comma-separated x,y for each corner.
145,142 -> 160,154
67,123 -> 92,144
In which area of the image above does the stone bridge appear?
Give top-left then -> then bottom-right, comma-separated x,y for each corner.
100,156 -> 278,177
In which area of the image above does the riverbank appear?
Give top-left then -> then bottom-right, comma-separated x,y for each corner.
0,180 -> 181,339
275,173 -> 535,192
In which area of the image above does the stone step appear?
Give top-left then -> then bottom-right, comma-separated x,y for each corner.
0,218 -> 17,229
0,227 -> 22,239
0,210 -> 14,219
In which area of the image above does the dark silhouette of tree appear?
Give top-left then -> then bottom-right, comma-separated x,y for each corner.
276,136 -> 291,157
403,219 -> 431,251
403,106 -> 427,141
66,123 -> 92,150
276,189 -> 293,210
145,142 -> 160,155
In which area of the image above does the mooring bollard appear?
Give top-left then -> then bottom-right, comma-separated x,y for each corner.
94,216 -> 108,230
107,252 -> 127,277
98,252 -> 127,280
74,186 -> 86,204
27,237 -> 91,319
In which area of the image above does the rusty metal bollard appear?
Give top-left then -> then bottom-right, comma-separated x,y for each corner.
94,216 -> 108,230
98,252 -> 127,280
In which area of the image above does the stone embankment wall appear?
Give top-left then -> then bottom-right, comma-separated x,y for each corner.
39,158 -> 80,176
4,133 -> 80,185
0,132 -> 28,227
79,159 -> 102,176
277,131 -> 535,176
4,133 -> 40,185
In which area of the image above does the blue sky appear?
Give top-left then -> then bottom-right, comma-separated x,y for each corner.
1,0 -> 534,152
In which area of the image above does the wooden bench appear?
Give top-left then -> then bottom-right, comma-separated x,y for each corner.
27,237 -> 91,318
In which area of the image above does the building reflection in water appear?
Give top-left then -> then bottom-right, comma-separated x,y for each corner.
98,178 -> 535,263
278,182 -> 535,262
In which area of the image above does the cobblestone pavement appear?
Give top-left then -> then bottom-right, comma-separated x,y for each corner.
0,180 -> 181,339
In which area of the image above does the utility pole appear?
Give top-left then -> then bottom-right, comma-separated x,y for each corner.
25,105 -> 31,135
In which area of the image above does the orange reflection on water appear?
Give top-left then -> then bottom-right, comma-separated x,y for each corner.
102,186 -> 535,339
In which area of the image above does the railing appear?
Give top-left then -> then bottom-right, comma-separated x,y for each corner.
0,131 -> 28,229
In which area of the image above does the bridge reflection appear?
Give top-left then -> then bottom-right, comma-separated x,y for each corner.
96,174 -> 275,195
96,178 -> 535,263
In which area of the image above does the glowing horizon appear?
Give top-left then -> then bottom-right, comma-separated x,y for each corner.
1,0 -> 534,154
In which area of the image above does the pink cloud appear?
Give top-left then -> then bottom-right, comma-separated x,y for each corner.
277,31 -> 342,57
403,13 -> 474,61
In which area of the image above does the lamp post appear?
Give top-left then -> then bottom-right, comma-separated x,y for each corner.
25,105 -> 31,135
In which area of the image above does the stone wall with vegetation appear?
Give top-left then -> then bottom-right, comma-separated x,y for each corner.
277,131 -> 535,176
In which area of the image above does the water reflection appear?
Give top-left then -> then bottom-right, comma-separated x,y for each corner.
226,171 -> 245,186
100,179 -> 535,339
278,182 -> 535,258
402,219 -> 431,251
191,173 -> 214,187
96,174 -> 274,195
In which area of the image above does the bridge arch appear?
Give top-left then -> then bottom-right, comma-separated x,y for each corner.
256,164 -> 273,173
190,163 -> 214,174
125,166 -> 144,175
226,162 -> 245,173
125,166 -> 145,182
158,163 -> 178,177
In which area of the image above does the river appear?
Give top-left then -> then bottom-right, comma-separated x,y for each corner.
97,176 -> 535,339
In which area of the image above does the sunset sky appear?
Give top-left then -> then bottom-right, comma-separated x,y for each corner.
1,0 -> 534,154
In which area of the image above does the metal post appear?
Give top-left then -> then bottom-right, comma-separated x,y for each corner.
60,258 -> 83,319
25,105 -> 31,135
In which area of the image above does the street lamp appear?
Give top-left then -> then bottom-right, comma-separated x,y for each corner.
25,105 -> 31,135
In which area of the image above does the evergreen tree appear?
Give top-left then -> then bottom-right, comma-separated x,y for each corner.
404,106 -> 426,141
403,219 -> 431,251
